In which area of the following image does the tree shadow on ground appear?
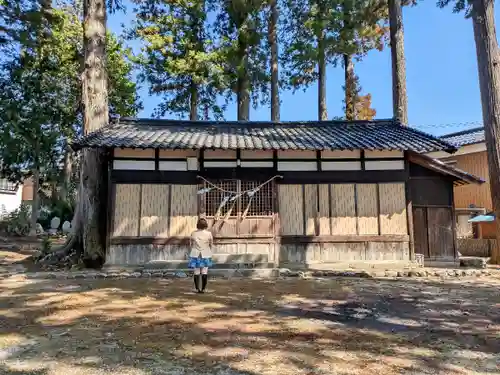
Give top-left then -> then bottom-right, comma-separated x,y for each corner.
0,276 -> 499,375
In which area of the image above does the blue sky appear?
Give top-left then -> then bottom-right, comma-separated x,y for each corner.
108,1 -> 491,136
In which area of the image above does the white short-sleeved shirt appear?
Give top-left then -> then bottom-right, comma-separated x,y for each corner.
189,229 -> 213,258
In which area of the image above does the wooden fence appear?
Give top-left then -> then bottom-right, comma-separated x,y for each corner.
457,238 -> 495,257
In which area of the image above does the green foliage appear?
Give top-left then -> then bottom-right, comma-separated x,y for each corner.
38,200 -> 74,230
41,236 -> 52,254
281,0 -> 388,92
214,0 -> 270,112
128,0 -> 226,119
107,33 -> 143,117
437,0 -> 471,16
281,0 -> 338,91
0,204 -> 31,236
0,2 -> 141,187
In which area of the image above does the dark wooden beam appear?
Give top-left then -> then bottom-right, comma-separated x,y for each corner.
280,235 -> 409,244
111,169 -> 409,185
360,150 -> 366,170
110,234 -> 409,246
155,149 -> 160,170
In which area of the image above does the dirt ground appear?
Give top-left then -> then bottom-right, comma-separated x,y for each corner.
1,265 -> 500,375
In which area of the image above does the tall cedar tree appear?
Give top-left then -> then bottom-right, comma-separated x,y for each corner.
388,0 -> 408,124
215,0 -> 269,120
342,70 -> 376,120
282,0 -> 340,120
0,0 -> 59,233
129,0 -> 225,120
0,3 -> 140,231
438,0 -> 500,264
268,0 -> 280,121
75,0 -> 109,262
338,0 -> 387,120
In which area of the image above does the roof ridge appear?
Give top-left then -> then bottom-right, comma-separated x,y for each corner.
115,117 -> 397,127
440,126 -> 484,138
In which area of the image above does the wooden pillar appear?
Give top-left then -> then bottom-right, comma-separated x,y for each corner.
404,157 -> 415,261
274,181 -> 281,267
105,150 -> 114,260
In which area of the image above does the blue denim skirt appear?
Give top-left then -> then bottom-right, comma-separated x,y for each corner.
188,256 -> 213,268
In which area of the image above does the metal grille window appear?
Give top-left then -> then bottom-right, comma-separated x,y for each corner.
240,181 -> 274,217
203,180 -> 274,217
0,179 -> 17,192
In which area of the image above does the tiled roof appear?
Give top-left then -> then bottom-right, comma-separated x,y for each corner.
440,127 -> 485,147
408,152 -> 485,186
72,118 -> 457,153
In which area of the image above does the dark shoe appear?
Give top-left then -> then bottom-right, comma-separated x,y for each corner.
193,274 -> 200,292
201,274 -> 208,292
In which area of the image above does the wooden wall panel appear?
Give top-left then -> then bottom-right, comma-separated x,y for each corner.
169,185 -> 198,236
331,184 -> 357,235
159,149 -> 197,158
379,183 -> 407,235
448,151 -> 491,209
114,148 -> 155,158
356,184 -> 378,235
304,184 -> 317,235
318,184 -> 331,235
239,217 -> 274,236
412,207 -> 429,258
278,185 -> 304,235
112,184 -> 140,237
427,207 -> 455,259
140,184 -> 170,237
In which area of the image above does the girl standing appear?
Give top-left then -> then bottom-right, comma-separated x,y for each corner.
188,218 -> 213,293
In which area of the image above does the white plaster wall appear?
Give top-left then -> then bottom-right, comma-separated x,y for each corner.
0,185 -> 23,217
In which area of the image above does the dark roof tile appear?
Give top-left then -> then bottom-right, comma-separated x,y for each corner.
440,127 -> 485,147
72,118 -> 457,153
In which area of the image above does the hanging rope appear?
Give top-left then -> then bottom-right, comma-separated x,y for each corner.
197,174 -> 282,195
241,194 -> 255,220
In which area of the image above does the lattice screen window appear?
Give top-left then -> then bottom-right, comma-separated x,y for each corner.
204,180 -> 238,217
240,181 -> 274,217
203,180 -> 274,217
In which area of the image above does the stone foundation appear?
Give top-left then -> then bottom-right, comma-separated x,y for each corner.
106,241 -> 410,267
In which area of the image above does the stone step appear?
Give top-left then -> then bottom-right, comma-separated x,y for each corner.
144,253 -> 270,266
143,260 -> 275,270
118,268 -> 279,278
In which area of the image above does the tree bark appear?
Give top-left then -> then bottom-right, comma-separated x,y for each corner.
344,54 -> 355,121
60,144 -> 72,202
471,0 -> 500,264
318,30 -> 327,121
388,0 -> 408,125
78,0 -> 108,261
189,80 -> 198,121
29,167 -> 40,236
237,42 -> 250,121
269,0 -> 280,122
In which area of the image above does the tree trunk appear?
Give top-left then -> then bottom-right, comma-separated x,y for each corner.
78,0 -> 108,262
60,144 -> 72,202
344,54 -> 356,121
318,31 -> 327,121
388,0 -> 408,125
190,80 -> 198,121
237,43 -> 250,121
269,0 -> 280,122
29,167 -> 40,236
471,0 -> 500,264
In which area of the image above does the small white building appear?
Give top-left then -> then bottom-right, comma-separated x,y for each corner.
0,179 -> 24,218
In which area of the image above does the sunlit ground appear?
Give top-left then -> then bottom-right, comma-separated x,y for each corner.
0,271 -> 499,375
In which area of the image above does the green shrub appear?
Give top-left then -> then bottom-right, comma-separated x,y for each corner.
41,236 -> 52,254
0,204 -> 31,236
